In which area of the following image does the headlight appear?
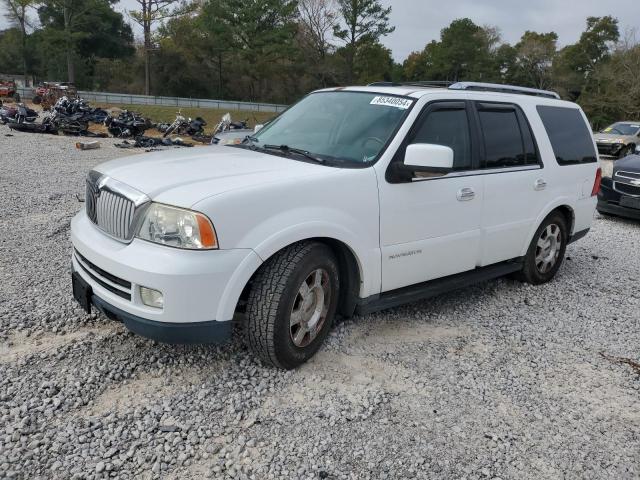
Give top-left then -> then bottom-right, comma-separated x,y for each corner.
137,203 -> 218,249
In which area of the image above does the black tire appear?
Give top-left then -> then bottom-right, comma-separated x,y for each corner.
245,241 -> 340,369
515,212 -> 568,285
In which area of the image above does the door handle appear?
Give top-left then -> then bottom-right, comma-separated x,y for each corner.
457,187 -> 475,201
534,178 -> 547,191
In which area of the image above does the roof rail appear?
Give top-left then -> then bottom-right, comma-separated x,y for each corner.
449,82 -> 560,100
368,81 -> 453,88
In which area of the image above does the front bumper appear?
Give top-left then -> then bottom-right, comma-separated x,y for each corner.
597,178 -> 640,220
71,211 -> 261,337
596,142 -> 625,158
91,293 -> 233,344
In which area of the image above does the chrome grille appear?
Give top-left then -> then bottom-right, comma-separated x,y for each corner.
85,171 -> 150,242
614,182 -> 640,197
96,190 -> 135,239
615,170 -> 640,181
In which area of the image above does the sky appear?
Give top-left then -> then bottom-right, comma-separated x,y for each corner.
2,0 -> 639,62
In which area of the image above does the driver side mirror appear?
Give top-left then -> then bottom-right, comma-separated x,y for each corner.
404,143 -> 454,174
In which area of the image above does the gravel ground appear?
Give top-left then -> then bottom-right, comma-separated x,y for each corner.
1,129 -> 639,480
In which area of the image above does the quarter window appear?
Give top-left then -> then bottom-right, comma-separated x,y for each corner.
478,105 -> 537,169
410,107 -> 472,171
537,106 -> 597,165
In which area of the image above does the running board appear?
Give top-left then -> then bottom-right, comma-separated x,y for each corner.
356,260 -> 523,316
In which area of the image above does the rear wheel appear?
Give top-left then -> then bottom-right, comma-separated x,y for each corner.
245,242 -> 339,369
515,212 -> 568,285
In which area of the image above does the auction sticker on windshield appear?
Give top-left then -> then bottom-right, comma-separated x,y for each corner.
370,96 -> 413,110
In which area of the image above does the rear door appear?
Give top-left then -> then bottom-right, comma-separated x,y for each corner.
475,102 -> 549,266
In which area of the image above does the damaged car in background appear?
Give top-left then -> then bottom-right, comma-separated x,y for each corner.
594,122 -> 640,158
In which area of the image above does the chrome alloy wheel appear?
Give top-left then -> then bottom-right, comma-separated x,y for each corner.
290,268 -> 331,348
535,224 -> 562,274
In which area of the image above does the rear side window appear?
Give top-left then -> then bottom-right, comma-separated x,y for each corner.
477,104 -> 539,169
537,106 -> 597,165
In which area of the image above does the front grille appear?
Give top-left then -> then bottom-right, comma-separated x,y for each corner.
74,249 -> 132,300
614,182 -> 640,197
615,170 -> 640,181
85,171 -> 148,241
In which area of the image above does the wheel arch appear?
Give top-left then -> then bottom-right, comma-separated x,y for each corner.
230,237 -> 365,321
554,205 -> 575,236
521,201 -> 576,257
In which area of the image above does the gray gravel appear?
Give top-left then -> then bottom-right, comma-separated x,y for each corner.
1,129 -> 640,480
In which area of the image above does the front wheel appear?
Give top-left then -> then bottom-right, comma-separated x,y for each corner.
515,212 -> 568,285
245,242 -> 339,369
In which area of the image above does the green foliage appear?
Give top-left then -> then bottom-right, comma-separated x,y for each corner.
553,16 -> 620,100
506,31 -> 558,89
199,0 -> 300,100
580,45 -> 640,129
334,0 -> 394,82
0,0 -> 638,129
402,19 -> 501,83
0,28 -> 23,73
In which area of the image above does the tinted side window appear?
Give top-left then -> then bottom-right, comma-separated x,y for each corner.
411,107 -> 472,170
518,110 -> 539,165
478,107 -> 527,168
537,106 -> 597,165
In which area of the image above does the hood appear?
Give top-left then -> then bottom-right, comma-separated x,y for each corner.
95,146 -> 330,207
593,132 -> 636,143
614,154 -> 640,174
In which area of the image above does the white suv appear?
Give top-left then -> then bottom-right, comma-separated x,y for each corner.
71,82 -> 601,368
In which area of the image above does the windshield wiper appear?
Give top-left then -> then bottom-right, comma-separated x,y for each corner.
263,144 -> 325,164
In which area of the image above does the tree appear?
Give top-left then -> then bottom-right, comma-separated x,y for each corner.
2,0 -> 37,83
298,0 -> 338,86
403,19 -> 501,82
129,0 -> 184,95
38,0 -> 134,86
580,42 -> 640,129
511,31 -> 558,89
0,28 -> 24,74
352,39 -> 393,84
334,0 -> 394,83
38,0 -> 93,83
200,0 -> 299,102
553,16 -> 619,99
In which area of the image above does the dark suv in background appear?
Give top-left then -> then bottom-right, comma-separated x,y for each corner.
598,148 -> 640,219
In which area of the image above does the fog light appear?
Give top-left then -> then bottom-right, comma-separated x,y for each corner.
140,286 -> 164,309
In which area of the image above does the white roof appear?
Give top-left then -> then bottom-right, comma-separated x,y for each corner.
316,83 -> 570,105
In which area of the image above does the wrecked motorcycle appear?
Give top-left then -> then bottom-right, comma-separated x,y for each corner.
53,96 -> 108,124
0,101 -> 38,124
105,110 -> 151,138
162,111 -> 207,137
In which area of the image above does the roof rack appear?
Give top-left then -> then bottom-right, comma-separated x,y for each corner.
449,82 -> 560,99
368,81 -> 453,88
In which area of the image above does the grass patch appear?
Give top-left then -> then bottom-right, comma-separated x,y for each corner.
95,104 -> 277,128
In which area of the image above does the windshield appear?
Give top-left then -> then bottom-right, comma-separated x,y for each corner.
246,91 -> 414,164
602,122 -> 640,136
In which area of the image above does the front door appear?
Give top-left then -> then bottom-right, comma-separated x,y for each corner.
378,101 -> 484,292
